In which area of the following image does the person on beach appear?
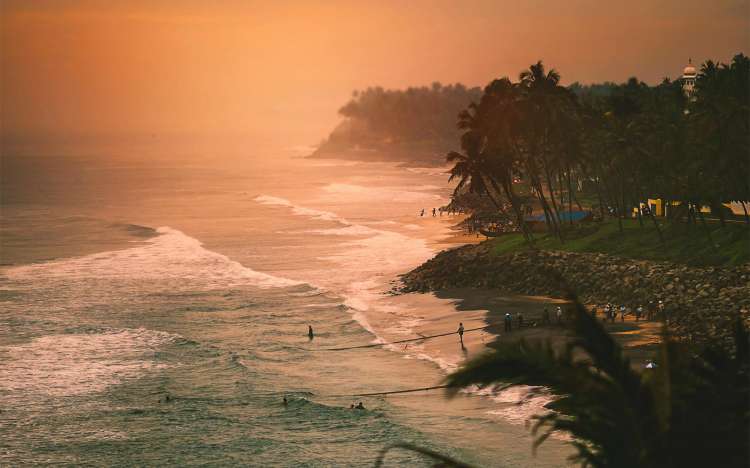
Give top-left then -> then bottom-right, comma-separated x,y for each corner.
420,208 -> 425,217
619,305 -> 626,322
432,208 -> 437,217
636,305 -> 643,322
457,322 -> 465,345
556,306 -> 562,325
517,312 -> 524,329
504,313 -> 512,332
604,303 -> 611,322
308,325 -> 314,340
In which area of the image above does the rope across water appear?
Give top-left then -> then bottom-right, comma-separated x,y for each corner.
319,322 -> 502,351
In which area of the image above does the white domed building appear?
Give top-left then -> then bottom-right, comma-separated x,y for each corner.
681,59 -> 697,99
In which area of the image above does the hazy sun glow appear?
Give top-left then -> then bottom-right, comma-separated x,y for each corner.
2,0 -> 748,154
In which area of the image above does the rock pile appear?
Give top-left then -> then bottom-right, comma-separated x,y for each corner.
401,243 -> 750,347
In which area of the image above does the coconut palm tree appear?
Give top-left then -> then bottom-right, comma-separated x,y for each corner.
444,286 -> 749,468
447,131 -> 505,212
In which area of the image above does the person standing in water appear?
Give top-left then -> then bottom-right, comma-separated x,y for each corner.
308,325 -> 314,340
457,322 -> 465,345
283,396 -> 288,407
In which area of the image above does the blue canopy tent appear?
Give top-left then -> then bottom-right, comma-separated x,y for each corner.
525,210 -> 593,223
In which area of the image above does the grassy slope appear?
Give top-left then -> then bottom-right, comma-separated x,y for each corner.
489,218 -> 750,266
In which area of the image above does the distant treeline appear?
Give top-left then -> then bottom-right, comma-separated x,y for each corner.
311,83 -> 482,161
446,54 -> 749,243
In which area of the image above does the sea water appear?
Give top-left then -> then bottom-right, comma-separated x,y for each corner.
0,151 -> 572,466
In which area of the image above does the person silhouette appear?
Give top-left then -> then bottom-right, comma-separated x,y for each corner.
308,325 -> 314,340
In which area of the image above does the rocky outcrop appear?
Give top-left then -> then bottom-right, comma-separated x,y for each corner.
401,243 -> 750,347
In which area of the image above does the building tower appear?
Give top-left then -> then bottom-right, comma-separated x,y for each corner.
682,58 -> 697,99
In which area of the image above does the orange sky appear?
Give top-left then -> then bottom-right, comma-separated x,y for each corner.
2,0 -> 748,154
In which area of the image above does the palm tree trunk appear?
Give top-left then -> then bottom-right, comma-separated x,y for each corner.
492,176 -> 533,245
711,200 -> 726,227
639,191 -> 665,244
479,176 -> 506,214
566,166 -> 574,223
543,162 -> 562,227
696,205 -> 717,251
584,163 -> 606,220
648,208 -> 665,244
595,182 -> 606,220
557,169 -> 566,216
526,159 -> 560,238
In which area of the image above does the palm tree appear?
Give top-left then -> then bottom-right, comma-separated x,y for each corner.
447,131 -> 505,212
517,61 -> 573,238
451,79 -> 535,242
444,285 -> 749,467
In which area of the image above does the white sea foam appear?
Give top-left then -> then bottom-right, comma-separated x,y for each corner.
405,167 -> 451,177
305,225 -> 379,236
321,183 -> 444,203
254,195 -> 343,223
6,227 -> 304,292
0,328 -> 177,398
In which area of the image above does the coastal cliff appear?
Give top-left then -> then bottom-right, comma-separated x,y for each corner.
401,242 -> 750,346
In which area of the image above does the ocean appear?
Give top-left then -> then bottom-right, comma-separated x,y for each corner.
0,150 -> 572,466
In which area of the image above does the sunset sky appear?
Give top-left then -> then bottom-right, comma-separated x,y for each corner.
2,0 -> 748,154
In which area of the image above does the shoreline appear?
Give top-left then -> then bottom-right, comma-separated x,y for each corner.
400,241 -> 750,350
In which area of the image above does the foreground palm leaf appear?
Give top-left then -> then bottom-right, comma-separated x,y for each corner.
445,286 -> 749,468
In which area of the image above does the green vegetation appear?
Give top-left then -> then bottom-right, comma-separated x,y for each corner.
488,219 -> 749,266
446,55 -> 749,249
313,83 -> 482,159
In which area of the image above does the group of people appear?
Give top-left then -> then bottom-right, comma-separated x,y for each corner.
498,302 -> 663,331
419,207 -> 463,217
599,300 -> 664,323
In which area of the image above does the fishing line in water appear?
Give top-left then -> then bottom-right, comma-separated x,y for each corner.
319,322 -> 502,351
328,384 -> 450,398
